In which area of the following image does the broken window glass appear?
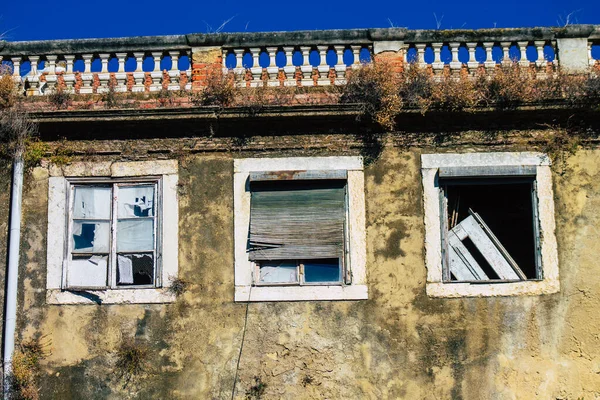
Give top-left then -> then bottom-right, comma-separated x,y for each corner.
442,178 -> 539,282
66,181 -> 159,290
118,186 -> 155,218
117,253 -> 154,286
72,221 -> 110,253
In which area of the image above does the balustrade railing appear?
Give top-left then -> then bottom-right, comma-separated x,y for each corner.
403,40 -> 558,72
0,25 -> 598,97
222,44 -> 371,87
4,51 -> 191,95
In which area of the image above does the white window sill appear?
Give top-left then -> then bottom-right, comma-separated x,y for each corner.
46,288 -> 176,305
234,285 -> 368,302
426,279 -> 560,298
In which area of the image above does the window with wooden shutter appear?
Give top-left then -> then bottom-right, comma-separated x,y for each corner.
247,172 -> 348,285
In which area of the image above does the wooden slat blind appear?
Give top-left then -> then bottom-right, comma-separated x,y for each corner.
248,184 -> 346,261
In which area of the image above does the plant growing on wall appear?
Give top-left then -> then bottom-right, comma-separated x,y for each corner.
7,337 -> 51,400
0,65 -> 17,110
114,338 -> 150,387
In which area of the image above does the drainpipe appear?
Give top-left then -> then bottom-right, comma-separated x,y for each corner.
3,155 -> 24,397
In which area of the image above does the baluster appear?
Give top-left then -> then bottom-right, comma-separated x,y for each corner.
483,42 -> 495,70
283,47 -> 296,86
534,41 -> 546,68
81,54 -> 93,94
300,46 -> 313,86
449,42 -> 461,70
351,45 -> 361,69
334,45 -> 346,83
500,42 -> 512,64
10,57 -> 22,87
551,41 -> 558,69
113,52 -> 127,92
45,55 -> 58,92
233,49 -> 245,86
432,43 -> 444,72
64,55 -> 74,74
152,52 -> 161,73
130,52 -> 144,92
30,56 -> 40,76
589,41 -> 595,67
317,45 -> 329,85
168,51 -> 181,89
63,55 -> 76,91
266,47 -> 279,86
518,41 -> 529,67
11,57 -> 21,77
415,43 -> 426,67
27,56 -> 40,95
466,42 -> 479,72
249,47 -> 262,87
98,53 -> 110,92
150,52 -> 162,91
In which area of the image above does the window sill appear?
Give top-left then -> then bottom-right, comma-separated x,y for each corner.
234,284 -> 368,302
426,279 -> 559,298
46,288 -> 176,305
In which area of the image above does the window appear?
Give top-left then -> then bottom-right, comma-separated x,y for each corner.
234,157 -> 367,302
66,180 -> 159,289
46,160 -> 179,304
421,152 -> 559,297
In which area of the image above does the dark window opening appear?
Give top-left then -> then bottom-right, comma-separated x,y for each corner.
304,259 -> 341,283
443,177 -> 538,281
117,253 -> 154,286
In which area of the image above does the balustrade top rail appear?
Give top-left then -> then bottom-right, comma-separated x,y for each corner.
0,25 -> 599,96
1,25 -> 599,55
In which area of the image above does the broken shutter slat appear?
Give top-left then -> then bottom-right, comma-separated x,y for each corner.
249,170 -> 347,182
438,165 -> 537,178
248,185 -> 346,261
448,231 -> 490,280
455,216 -> 519,280
469,210 -> 527,280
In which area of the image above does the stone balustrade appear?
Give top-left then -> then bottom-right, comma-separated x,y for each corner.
0,25 -> 598,96
222,44 -> 371,87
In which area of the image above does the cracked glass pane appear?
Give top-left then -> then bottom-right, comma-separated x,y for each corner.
72,221 -> 110,253
118,186 -> 155,218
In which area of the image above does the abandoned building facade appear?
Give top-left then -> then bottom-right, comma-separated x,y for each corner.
0,25 -> 599,399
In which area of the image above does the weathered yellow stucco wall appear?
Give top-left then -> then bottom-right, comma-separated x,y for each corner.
11,144 -> 600,399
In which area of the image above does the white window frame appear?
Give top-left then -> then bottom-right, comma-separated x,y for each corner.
234,156 -> 368,302
421,152 -> 559,298
46,160 -> 179,304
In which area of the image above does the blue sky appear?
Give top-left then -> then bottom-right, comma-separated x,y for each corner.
1,0 -> 598,41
